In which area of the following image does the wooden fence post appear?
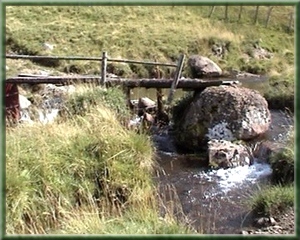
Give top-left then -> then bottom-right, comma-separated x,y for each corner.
167,53 -> 185,104
265,6 -> 274,27
208,6 -> 215,18
288,12 -> 294,33
156,88 -> 164,122
238,5 -> 243,22
125,87 -> 133,111
254,6 -> 259,25
224,5 -> 229,21
100,51 -> 107,86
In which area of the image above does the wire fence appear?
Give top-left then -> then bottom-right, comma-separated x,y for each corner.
207,5 -> 295,33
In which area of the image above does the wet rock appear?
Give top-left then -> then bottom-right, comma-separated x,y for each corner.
254,217 -> 276,228
253,140 -> 284,162
187,55 -> 222,78
208,139 -> 251,168
175,85 -> 271,151
19,84 -> 76,124
137,97 -> 156,116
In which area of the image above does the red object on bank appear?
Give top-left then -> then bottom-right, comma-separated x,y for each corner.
5,83 -> 20,121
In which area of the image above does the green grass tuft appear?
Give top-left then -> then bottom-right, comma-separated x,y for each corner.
251,185 -> 294,217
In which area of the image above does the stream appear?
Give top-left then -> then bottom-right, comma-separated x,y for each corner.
18,78 -> 293,234
152,109 -> 293,234
132,79 -> 293,234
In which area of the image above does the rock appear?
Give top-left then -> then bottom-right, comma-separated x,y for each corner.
255,217 -> 273,228
43,42 -> 54,51
212,44 -> 226,58
241,230 -> 249,235
187,55 -> 222,78
253,140 -> 285,162
236,72 -> 261,79
272,225 -> 282,230
269,217 -> 277,226
18,95 -> 34,123
19,95 -> 32,109
143,112 -> 155,125
137,97 -> 156,116
175,85 -> 271,151
253,47 -> 273,60
208,139 -> 252,168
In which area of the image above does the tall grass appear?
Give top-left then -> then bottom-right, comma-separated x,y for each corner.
6,91 -> 190,234
250,185 -> 294,217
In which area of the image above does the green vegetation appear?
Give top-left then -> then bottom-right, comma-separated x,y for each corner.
269,128 -> 294,185
6,87 -> 191,234
5,6 -> 295,109
250,128 -> 294,217
251,185 -> 294,217
62,85 -> 131,123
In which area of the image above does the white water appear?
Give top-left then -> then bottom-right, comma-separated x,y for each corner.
20,108 -> 60,124
193,160 -> 272,196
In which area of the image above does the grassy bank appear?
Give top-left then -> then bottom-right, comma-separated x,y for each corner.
5,87 -> 191,234
251,185 -> 294,217
250,128 -> 294,217
5,5 -> 295,110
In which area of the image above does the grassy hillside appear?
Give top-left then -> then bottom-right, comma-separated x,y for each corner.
5,5 -> 295,109
5,6 -> 294,74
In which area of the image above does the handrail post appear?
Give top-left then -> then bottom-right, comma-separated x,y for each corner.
167,53 -> 185,104
100,51 -> 107,86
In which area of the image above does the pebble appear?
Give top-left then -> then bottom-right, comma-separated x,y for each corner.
273,225 -> 282,229
241,230 -> 249,235
269,217 -> 277,226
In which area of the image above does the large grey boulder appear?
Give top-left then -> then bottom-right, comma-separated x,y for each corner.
187,55 -> 222,78
175,85 -> 271,151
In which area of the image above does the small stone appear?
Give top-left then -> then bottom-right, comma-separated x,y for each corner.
269,217 -> 277,226
241,230 -> 249,235
256,217 -> 269,227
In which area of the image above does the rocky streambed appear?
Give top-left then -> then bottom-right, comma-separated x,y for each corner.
152,109 -> 294,234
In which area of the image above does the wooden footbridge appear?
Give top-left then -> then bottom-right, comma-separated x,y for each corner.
5,52 -> 239,121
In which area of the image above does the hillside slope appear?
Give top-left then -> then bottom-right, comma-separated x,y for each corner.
5,5 -> 295,108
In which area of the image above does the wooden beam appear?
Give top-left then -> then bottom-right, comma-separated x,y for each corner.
6,76 -> 239,89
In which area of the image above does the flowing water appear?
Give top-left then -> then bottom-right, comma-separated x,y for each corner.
131,78 -> 293,234
152,109 -> 293,234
